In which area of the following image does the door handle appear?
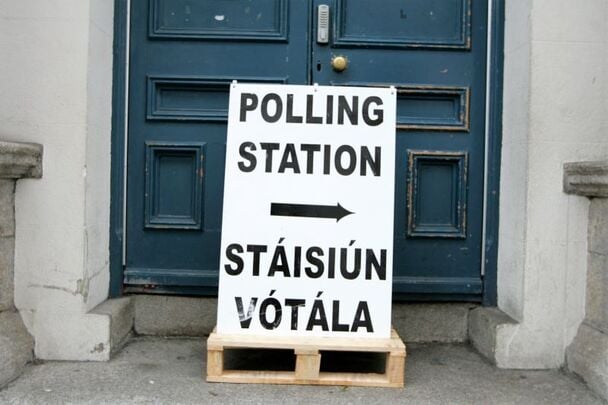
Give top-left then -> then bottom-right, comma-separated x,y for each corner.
331,55 -> 348,72
317,5 -> 330,44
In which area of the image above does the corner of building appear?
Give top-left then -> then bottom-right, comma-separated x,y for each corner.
487,0 -> 608,370
3,0 -> 118,361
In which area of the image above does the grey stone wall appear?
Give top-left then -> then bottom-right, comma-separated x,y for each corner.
0,141 -> 41,389
0,180 -> 15,312
564,161 -> 608,401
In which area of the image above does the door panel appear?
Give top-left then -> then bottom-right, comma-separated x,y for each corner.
124,0 -> 489,299
150,0 -> 288,41
311,0 -> 487,296
333,0 -> 470,49
125,0 -> 309,289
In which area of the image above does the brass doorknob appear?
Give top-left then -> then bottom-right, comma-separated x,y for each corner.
331,55 -> 348,72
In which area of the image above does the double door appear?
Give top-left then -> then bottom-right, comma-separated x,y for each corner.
124,0 -> 489,299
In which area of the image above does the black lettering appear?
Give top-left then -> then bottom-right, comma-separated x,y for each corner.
362,96 -> 384,126
239,93 -> 258,122
340,247 -> 361,280
247,244 -> 267,276
238,142 -> 257,172
304,246 -> 324,278
224,244 -> 244,275
327,247 -> 336,279
293,246 -> 302,278
331,301 -> 349,332
306,299 -> 329,331
259,296 -> 282,330
323,145 -> 331,175
286,94 -> 303,123
261,93 -> 283,123
306,94 -> 323,124
285,298 -> 305,330
260,143 -> 280,172
360,146 -> 381,176
338,96 -> 358,125
351,301 -> 374,332
335,145 -> 357,176
365,249 -> 386,281
278,143 -> 301,174
300,144 -> 321,174
235,297 -> 257,329
268,245 -> 290,277
326,95 -> 334,124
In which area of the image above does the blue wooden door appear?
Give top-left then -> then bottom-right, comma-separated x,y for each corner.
311,0 -> 488,298
124,0 -> 488,300
125,0 -> 309,292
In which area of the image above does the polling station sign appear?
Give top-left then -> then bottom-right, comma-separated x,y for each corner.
217,83 -> 396,339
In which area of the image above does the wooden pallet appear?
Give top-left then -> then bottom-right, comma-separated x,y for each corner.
206,328 -> 406,388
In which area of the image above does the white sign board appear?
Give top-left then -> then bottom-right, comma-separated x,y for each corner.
217,83 -> 396,339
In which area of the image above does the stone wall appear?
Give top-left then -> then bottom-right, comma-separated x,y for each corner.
0,0 -> 116,360
0,141 -> 41,388
489,0 -> 608,368
564,161 -> 608,401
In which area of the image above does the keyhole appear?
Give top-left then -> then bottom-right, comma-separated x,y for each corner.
317,62 -> 322,72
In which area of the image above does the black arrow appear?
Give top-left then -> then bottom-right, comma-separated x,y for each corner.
270,202 -> 354,222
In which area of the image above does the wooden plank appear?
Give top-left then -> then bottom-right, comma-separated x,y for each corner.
206,349 -> 224,378
207,370 -> 297,385
294,349 -> 321,380
208,370 -> 402,388
386,351 -> 406,387
207,330 -> 405,352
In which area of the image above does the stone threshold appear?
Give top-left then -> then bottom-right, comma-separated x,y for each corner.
89,294 -> 516,367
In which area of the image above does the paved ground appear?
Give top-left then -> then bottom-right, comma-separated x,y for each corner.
0,337 -> 604,404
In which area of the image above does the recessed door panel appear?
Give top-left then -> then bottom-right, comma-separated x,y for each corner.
150,0 -> 288,40
334,0 -> 471,49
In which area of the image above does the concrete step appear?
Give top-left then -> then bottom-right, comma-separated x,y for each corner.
0,311 -> 34,389
131,295 -> 476,343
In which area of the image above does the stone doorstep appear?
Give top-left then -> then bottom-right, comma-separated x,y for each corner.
89,297 -> 135,358
468,306 -> 518,367
0,311 -> 34,389
87,295 -> 516,366
131,294 -> 476,343
6,297 -> 518,389
102,296 -> 481,341
566,323 -> 608,400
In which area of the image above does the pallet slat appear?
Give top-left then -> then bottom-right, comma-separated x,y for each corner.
295,350 -> 321,380
207,328 -> 405,352
206,328 -> 406,388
